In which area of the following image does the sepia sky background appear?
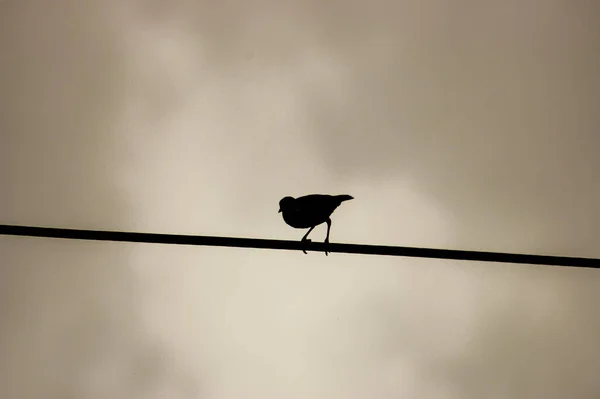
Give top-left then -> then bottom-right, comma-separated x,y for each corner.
1,1 -> 599,398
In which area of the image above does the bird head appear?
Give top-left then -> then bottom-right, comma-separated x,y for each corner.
278,196 -> 295,213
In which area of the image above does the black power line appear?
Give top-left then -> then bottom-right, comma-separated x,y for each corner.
0,224 -> 598,268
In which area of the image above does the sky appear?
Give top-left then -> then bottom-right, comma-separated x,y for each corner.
1,1 -> 599,398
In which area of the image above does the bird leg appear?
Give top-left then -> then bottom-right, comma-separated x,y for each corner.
324,218 -> 332,256
301,226 -> 315,254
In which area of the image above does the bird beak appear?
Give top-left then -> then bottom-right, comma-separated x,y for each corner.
278,208 -> 281,213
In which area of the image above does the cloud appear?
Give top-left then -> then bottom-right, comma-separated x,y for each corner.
2,1 -> 599,398
1,2 -> 198,398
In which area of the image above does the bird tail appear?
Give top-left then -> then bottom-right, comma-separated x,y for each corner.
335,194 -> 354,203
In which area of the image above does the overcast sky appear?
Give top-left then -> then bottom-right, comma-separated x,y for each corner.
1,1 -> 599,398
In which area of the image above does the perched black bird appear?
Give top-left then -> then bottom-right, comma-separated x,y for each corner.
278,194 -> 353,255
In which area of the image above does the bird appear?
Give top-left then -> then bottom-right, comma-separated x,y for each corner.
278,194 -> 353,255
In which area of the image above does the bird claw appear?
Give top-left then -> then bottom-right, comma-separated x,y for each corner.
299,238 -> 331,256
301,238 -> 311,254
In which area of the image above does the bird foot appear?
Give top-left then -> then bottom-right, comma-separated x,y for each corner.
301,238 -> 311,254
324,239 -> 329,256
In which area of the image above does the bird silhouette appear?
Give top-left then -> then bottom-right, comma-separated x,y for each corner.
278,194 -> 353,255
